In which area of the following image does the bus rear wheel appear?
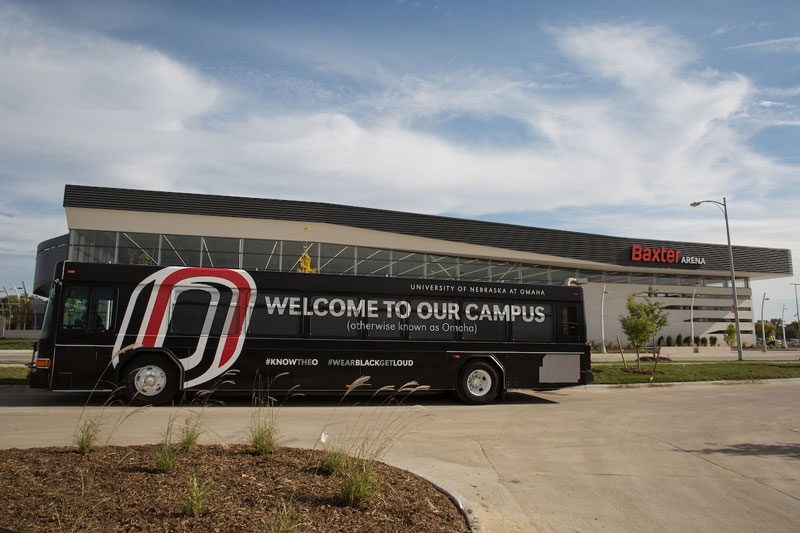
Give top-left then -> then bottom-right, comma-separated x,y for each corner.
456,360 -> 500,404
122,354 -> 179,406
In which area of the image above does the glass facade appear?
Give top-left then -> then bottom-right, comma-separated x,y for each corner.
67,229 -> 750,288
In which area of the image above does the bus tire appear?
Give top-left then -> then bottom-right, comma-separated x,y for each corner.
122,353 -> 179,406
456,360 -> 500,404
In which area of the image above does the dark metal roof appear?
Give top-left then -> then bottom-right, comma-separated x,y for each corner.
33,233 -> 69,296
63,184 -> 793,276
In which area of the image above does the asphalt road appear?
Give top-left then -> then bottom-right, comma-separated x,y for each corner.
1,382 -> 799,532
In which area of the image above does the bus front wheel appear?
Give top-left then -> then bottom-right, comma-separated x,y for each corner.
456,360 -> 500,404
122,354 -> 179,406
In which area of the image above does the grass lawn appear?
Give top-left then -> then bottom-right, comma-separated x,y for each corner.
592,361 -> 800,385
2,360 -> 799,388
0,339 -> 34,350
0,365 -> 29,385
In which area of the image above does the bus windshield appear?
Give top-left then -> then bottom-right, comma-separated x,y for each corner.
39,284 -> 56,340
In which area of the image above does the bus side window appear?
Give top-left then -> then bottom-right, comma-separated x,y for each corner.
366,305 -> 404,339
248,294 -> 302,337
309,297 -> 360,338
170,290 -> 213,336
408,299 -> 457,340
511,304 -> 554,341
89,287 -> 116,332
462,301 -> 506,341
61,286 -> 90,330
560,304 -> 581,339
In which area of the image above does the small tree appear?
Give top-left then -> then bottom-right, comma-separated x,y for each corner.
786,321 -> 799,339
619,289 -> 669,370
723,324 -> 737,348
755,320 -> 776,343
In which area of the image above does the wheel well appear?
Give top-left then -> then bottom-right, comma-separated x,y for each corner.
117,349 -> 185,390
460,356 -> 506,389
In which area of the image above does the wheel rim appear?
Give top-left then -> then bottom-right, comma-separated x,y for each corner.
466,369 -> 492,397
133,365 -> 167,396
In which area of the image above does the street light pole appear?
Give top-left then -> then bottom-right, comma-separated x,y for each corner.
791,283 -> 800,341
690,288 -> 697,353
600,284 -> 608,353
781,303 -> 787,348
761,293 -> 769,353
690,197 -> 744,361
1,287 -> 12,331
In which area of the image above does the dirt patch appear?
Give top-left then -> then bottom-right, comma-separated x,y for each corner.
0,445 -> 468,532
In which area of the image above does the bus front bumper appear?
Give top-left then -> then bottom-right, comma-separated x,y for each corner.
28,369 -> 50,388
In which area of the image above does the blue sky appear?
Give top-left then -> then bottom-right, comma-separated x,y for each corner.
1,0 -> 799,321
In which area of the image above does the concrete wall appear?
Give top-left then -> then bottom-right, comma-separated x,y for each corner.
583,282 -> 754,348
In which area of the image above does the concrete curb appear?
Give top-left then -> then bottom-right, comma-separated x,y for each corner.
403,469 -> 484,533
588,378 -> 800,389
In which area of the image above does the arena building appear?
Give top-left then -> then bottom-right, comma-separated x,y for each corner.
34,185 -> 794,348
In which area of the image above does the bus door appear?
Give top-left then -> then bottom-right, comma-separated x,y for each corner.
52,284 -> 118,389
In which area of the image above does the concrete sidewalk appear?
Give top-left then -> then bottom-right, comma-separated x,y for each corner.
592,348 -> 800,362
1,382 -> 799,532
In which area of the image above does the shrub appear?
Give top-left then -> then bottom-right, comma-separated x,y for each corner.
248,421 -> 276,456
710,336 -> 718,346
178,416 -> 202,453
154,442 -> 177,473
701,337 -> 708,346
666,335 -> 673,346
313,376 -> 430,508
676,334 -> 683,346
154,416 -> 177,472
75,419 -> 99,455
262,497 -> 298,533
182,471 -> 212,517
340,458 -> 376,507
723,324 -> 737,348
323,448 -> 348,475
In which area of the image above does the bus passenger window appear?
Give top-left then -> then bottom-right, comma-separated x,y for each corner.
511,304 -> 553,341
561,305 -> 580,337
462,301 -> 506,341
309,297 -> 360,338
170,290 -> 213,336
408,299 -> 457,340
89,287 -> 115,332
248,294 -> 301,336
366,307 -> 403,339
61,286 -> 90,330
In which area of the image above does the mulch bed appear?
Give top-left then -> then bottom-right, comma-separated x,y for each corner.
0,445 -> 468,532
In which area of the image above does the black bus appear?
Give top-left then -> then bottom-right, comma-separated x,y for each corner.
29,262 -> 593,404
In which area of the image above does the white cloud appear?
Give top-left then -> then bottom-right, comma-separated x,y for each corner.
758,100 -> 791,108
0,7 -> 797,303
730,36 -> 800,53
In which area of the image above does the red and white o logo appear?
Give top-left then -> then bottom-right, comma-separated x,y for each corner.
113,267 -> 257,389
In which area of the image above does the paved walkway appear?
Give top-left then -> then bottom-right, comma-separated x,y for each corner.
1,382 -> 799,532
